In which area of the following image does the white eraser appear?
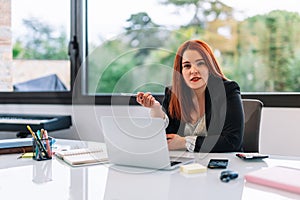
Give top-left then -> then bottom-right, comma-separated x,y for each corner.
180,163 -> 207,174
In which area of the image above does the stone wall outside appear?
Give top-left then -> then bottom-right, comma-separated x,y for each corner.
0,0 -> 12,91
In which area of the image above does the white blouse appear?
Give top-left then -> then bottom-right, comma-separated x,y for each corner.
163,113 -> 207,152
184,115 -> 207,152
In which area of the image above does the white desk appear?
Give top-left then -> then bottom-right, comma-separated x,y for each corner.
0,139 -> 300,200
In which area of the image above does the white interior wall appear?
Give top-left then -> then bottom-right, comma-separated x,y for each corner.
260,107 -> 300,157
0,104 -> 299,156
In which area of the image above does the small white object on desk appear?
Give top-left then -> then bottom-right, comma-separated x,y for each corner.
180,163 -> 207,174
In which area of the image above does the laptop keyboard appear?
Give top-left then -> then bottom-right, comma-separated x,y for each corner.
170,161 -> 182,166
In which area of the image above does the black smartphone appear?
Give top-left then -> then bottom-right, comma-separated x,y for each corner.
207,159 -> 229,169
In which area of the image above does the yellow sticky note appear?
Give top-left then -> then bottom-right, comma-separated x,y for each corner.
180,163 -> 207,174
21,152 -> 34,158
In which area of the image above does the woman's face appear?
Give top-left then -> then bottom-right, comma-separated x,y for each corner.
181,49 -> 209,91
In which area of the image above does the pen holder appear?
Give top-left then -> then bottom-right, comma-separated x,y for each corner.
32,159 -> 53,183
33,137 -> 53,161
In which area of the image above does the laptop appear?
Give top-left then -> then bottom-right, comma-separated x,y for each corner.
101,116 -> 194,170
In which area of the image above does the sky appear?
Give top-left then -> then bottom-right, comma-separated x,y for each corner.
11,0 -> 70,39
11,0 -> 300,44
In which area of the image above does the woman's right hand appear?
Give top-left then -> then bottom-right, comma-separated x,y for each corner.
136,92 -> 166,119
136,92 -> 160,108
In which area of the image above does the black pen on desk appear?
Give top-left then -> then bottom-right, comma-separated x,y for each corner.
27,125 -> 50,159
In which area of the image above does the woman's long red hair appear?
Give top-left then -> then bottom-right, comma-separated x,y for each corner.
169,39 -> 227,122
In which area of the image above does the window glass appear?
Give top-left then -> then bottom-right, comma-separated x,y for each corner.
0,0 -> 70,92
87,0 -> 300,95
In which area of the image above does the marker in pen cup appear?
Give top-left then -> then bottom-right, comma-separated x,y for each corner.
27,126 -> 51,161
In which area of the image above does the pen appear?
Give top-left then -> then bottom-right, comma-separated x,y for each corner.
27,125 -> 50,159
37,130 -> 41,139
120,93 -> 137,97
42,129 -> 52,158
35,130 -> 40,159
27,125 -> 36,138
27,125 -> 40,159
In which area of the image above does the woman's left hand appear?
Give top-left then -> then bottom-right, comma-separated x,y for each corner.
166,134 -> 186,150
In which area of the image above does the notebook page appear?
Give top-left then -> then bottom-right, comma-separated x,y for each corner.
56,147 -> 103,158
63,151 -> 108,166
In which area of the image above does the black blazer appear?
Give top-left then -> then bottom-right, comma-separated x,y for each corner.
162,76 -> 244,152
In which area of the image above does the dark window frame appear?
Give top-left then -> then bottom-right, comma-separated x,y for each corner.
89,94 -> 300,108
0,0 -> 300,108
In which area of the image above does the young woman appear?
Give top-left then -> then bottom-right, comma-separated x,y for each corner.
136,40 -> 244,152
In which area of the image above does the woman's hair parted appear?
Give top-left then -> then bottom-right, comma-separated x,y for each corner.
169,39 -> 227,122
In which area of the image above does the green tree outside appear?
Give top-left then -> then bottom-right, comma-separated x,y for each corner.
13,17 -> 68,60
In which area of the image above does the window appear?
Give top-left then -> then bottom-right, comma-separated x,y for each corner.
84,0 -> 300,107
0,0 -> 71,104
1,0 -> 299,107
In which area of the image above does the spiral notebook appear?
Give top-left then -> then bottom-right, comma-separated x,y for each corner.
55,147 -> 109,166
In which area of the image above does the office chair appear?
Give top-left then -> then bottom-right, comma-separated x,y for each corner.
242,99 -> 263,152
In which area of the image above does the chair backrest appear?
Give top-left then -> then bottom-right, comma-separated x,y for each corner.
242,99 -> 263,152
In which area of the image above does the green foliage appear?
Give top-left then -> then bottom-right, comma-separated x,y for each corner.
288,50 -> 300,91
12,17 -> 68,60
161,0 -> 234,27
88,39 -> 135,93
12,40 -> 23,58
124,12 -> 163,65
89,13 -> 188,94
235,10 -> 300,92
90,8 -> 300,94
12,4 -> 300,93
